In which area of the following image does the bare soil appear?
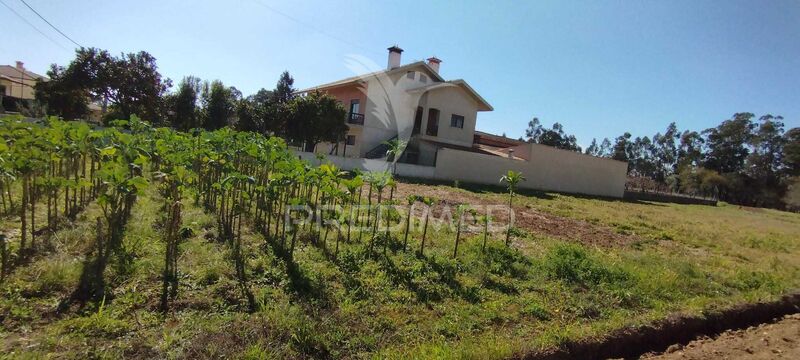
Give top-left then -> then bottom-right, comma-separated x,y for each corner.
393,182 -> 638,247
643,313 -> 800,359
520,293 -> 800,360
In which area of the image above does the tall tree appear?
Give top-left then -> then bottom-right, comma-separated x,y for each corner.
286,91 -> 348,152
254,88 -> 282,135
652,122 -> 679,182
34,64 -> 89,119
525,117 -> 545,141
676,130 -> 704,170
167,76 -> 202,130
746,115 -> 786,205
35,48 -> 170,123
611,132 -> 633,164
702,113 -> 755,174
630,136 -> 656,177
585,138 -> 599,156
107,51 -> 172,123
783,127 -> 800,177
202,80 -> 238,130
598,138 -> 612,157
235,96 -> 261,133
273,71 -> 295,105
525,117 -> 581,152
747,115 -> 785,182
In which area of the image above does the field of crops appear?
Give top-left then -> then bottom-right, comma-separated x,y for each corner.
1,115 -> 799,359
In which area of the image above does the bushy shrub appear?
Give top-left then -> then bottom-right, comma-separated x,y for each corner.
542,243 -> 630,286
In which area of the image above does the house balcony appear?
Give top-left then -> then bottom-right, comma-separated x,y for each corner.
348,112 -> 365,125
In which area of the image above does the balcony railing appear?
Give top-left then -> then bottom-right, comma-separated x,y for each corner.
348,112 -> 365,125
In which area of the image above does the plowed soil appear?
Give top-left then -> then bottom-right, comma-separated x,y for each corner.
393,182 -> 638,247
643,313 -> 800,359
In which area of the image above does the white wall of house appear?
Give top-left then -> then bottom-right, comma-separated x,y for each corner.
433,145 -> 628,198
295,143 -> 628,198
294,150 -> 436,179
418,86 -> 479,147
359,70 -> 424,157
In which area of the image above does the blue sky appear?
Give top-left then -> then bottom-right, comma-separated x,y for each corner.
2,0 -> 798,147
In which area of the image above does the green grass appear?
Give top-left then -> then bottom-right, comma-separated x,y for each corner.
1,181 -> 799,359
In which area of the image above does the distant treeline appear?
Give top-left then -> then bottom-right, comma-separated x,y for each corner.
27,48 -> 348,153
521,115 -> 800,210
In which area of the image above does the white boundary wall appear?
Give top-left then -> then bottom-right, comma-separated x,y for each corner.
294,151 -> 436,179
433,145 -> 627,198
295,144 -> 627,198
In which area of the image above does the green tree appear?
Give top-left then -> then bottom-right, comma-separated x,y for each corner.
202,80 -> 238,130
34,64 -> 89,119
235,96 -> 261,133
652,122 -> 679,182
629,136 -> 656,178
703,113 -> 755,174
286,91 -> 348,152
585,138 -> 599,156
168,76 -> 202,130
107,51 -> 172,123
525,117 -> 581,152
676,130 -> 704,171
783,127 -> 800,176
35,48 -> 170,123
748,115 -> 785,180
611,132 -> 633,165
273,71 -> 295,105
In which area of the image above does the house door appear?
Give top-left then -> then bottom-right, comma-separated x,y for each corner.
412,106 -> 423,135
426,108 -> 439,136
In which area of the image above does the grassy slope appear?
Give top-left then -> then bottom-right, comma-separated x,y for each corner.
1,182 -> 799,359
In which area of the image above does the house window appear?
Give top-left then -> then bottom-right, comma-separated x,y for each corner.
348,99 -> 364,124
406,71 -> 415,79
346,135 -> 356,145
426,108 -> 439,136
0,85 -> 6,96
450,114 -> 464,129
419,74 -> 428,83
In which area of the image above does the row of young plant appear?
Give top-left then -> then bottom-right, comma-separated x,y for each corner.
135,122 -> 527,309
1,115 -> 526,310
0,116 -> 152,301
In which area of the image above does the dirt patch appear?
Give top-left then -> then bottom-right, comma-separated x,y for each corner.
518,292 -> 800,360
642,313 -> 800,359
393,182 -> 638,247
512,206 -> 635,247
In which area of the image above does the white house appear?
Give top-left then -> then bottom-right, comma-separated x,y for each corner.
297,46 -> 628,198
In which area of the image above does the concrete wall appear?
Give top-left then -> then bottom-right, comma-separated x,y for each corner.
294,151 -> 436,179
297,143 -> 628,199
433,144 -> 628,198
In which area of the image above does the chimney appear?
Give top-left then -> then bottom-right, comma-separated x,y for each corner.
387,45 -> 403,69
15,61 -> 24,71
426,57 -> 441,73
508,149 -> 515,159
